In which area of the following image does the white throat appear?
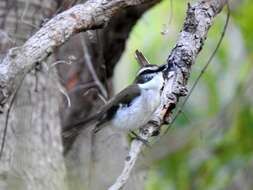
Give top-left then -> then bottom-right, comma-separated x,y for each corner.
138,72 -> 164,91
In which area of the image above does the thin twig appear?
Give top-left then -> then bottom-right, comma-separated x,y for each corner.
49,60 -> 72,69
98,93 -> 107,104
58,83 -> 71,107
81,35 -> 108,99
47,60 -> 72,107
108,137 -> 145,190
0,30 -> 15,44
68,82 -> 97,94
0,98 -> 14,160
0,78 -> 24,160
80,35 -> 108,188
95,30 -> 109,94
20,0 -> 39,29
161,0 -> 173,35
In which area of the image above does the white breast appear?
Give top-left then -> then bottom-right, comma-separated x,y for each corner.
110,88 -> 161,131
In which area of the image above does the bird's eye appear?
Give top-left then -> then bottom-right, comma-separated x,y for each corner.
136,73 -> 155,84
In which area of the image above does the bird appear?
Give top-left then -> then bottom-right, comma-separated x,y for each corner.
62,53 -> 166,139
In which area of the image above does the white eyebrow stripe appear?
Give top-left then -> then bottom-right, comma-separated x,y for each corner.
137,66 -> 159,75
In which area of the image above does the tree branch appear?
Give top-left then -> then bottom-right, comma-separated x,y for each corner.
109,0 -> 228,189
0,0 -> 156,109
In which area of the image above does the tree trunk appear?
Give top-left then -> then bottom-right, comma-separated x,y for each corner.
0,0 -> 66,190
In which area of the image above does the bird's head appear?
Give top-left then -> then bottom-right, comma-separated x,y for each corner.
135,64 -> 166,90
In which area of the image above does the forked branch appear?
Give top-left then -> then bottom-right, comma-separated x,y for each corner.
0,0 -> 157,110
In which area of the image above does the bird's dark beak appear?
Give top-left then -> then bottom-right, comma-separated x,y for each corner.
157,64 -> 167,72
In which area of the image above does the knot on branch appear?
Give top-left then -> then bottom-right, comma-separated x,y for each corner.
166,93 -> 177,104
173,84 -> 188,97
8,47 -> 21,59
168,46 -> 193,71
180,66 -> 190,80
183,3 -> 198,33
180,49 -> 193,67
138,119 -> 161,138
0,85 -> 9,113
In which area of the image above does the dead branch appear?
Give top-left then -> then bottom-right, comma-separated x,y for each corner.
109,0 -> 228,189
0,0 -> 157,110
81,36 -> 108,99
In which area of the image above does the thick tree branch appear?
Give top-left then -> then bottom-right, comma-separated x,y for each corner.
0,0 -> 156,109
109,0 -> 228,189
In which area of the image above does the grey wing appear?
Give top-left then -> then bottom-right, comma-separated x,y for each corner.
94,84 -> 141,132
63,84 -> 141,134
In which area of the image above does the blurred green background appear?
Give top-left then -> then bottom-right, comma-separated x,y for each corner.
114,0 -> 253,189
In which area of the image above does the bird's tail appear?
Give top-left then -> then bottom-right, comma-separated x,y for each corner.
62,113 -> 101,154
62,113 -> 99,139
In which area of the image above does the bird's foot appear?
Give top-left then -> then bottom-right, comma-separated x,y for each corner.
129,130 -> 151,148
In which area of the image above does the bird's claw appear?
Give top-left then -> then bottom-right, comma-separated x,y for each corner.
129,130 -> 151,148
